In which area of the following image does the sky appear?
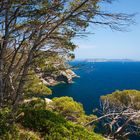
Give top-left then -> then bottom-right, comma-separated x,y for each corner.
74,0 -> 140,60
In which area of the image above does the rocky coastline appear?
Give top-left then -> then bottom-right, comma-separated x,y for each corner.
37,69 -> 79,86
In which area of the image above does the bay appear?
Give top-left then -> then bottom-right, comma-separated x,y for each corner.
49,61 -> 140,140
49,62 -> 140,114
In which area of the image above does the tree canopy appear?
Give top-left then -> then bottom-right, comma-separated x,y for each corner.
0,1 -> 136,140
99,90 -> 140,139
0,0 -> 134,109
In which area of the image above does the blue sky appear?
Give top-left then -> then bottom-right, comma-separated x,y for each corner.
74,0 -> 140,60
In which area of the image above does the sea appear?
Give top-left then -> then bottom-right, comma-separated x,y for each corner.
49,61 -> 140,114
49,61 -> 140,140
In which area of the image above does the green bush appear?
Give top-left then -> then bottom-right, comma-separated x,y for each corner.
22,109 -> 67,132
0,98 -> 104,140
52,96 -> 85,116
24,72 -> 52,96
0,108 -> 11,135
50,97 -> 97,125
101,90 -> 140,110
21,98 -> 46,110
0,125 -> 40,140
21,109 -> 104,140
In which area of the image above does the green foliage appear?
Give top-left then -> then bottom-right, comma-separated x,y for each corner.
21,98 -> 46,110
101,90 -> 140,110
100,90 -> 140,139
50,96 -> 97,125
0,98 -> 104,140
0,1 -> 135,139
43,55 -> 67,75
52,96 -> 85,116
0,125 -> 40,140
24,72 -> 52,96
0,108 -> 40,140
22,109 -> 68,132
18,131 -> 40,140
0,108 -> 11,135
21,108 -> 104,140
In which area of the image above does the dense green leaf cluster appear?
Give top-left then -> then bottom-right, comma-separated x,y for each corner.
0,97 -> 105,140
100,90 -> 140,139
0,125 -> 40,140
101,90 -> 140,110
50,97 -> 97,125
24,72 -> 52,96
0,108 -> 11,135
22,109 -> 104,140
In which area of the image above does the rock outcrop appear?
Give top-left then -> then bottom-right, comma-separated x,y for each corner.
57,69 -> 78,84
36,69 -> 78,86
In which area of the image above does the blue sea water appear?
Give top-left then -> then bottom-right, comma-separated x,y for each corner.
49,62 -> 140,140
49,62 -> 140,114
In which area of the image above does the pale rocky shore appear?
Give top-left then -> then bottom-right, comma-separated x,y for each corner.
36,69 -> 79,86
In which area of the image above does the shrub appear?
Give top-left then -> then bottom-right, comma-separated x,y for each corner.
21,108 -> 104,140
50,97 -> 97,125
0,108 -> 11,135
0,125 -> 40,140
101,90 -> 140,110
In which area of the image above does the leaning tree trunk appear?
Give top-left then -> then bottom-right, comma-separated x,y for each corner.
0,38 -> 4,106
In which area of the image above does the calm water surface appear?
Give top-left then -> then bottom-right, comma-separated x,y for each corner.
49,62 -> 140,140
49,62 -> 140,114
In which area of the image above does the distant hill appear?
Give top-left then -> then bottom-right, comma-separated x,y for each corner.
74,58 -> 140,62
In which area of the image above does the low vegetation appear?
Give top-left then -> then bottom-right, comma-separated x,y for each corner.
1,90 -> 140,139
99,90 -> 140,139
0,0 -> 136,139
0,97 -> 105,140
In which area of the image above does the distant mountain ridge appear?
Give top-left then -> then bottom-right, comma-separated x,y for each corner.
74,58 -> 140,62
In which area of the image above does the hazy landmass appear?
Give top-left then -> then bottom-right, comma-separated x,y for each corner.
75,58 -> 140,62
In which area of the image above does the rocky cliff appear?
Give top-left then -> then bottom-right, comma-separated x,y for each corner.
37,69 -> 78,86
